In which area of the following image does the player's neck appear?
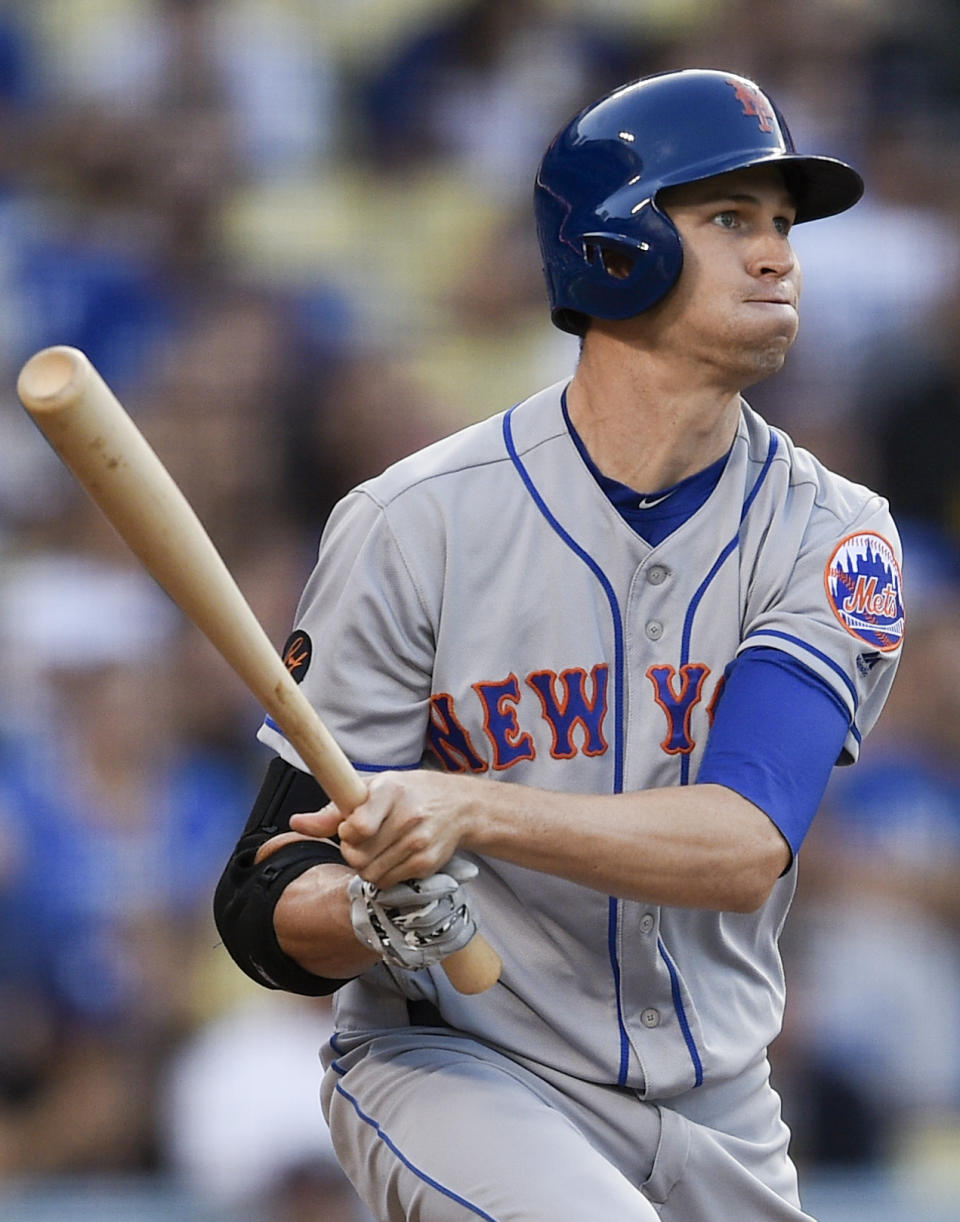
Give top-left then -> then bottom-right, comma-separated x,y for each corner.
566,333 -> 742,491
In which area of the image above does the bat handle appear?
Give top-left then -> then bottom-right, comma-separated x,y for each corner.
442,934 -> 503,995
257,781 -> 503,993
317,751 -> 502,993
291,704 -> 502,991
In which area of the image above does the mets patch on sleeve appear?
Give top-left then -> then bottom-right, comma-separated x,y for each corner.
824,532 -> 904,652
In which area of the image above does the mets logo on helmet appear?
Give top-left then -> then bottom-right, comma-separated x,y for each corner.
825,532 -> 904,652
726,78 -> 776,133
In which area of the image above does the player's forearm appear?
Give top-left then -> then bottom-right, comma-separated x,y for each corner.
292,772 -> 790,913
272,863 -> 380,979
463,780 -> 789,912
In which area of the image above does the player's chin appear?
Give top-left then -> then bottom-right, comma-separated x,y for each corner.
742,301 -> 798,338
749,319 -> 797,364
734,338 -> 793,387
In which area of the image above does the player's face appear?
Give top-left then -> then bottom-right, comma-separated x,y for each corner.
647,165 -> 802,386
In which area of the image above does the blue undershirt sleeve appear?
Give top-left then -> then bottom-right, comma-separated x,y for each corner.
696,646 -> 851,856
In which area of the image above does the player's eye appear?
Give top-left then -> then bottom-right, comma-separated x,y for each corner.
774,216 -> 793,236
712,210 -> 739,229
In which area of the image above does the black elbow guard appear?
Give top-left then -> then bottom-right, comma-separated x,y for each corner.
213,756 -> 356,996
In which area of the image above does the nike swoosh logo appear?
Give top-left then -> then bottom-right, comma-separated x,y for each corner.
636,492 -> 674,509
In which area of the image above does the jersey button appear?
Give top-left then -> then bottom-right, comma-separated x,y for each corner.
641,1008 -> 661,1028
645,620 -> 663,641
647,565 -> 668,585
639,913 -> 656,934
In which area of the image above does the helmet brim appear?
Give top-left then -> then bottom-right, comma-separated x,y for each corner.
776,154 -> 864,222
653,151 -> 863,224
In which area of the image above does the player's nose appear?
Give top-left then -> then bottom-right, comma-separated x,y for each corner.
749,229 -> 798,281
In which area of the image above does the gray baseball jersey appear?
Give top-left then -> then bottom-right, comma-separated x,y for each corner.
258,378 -> 902,1216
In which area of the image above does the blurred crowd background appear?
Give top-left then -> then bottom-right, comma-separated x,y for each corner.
1,1 -> 959,1219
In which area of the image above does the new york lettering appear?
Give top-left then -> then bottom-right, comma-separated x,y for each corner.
428,662 -> 721,770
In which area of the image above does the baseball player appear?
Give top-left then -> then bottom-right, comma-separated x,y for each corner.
215,69 -> 904,1221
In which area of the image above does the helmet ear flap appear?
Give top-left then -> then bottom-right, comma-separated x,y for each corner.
582,238 -> 645,281
554,202 -> 683,333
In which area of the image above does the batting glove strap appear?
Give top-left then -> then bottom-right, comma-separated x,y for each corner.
348,856 -> 479,972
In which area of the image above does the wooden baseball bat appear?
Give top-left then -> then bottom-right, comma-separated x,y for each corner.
17,345 -> 502,995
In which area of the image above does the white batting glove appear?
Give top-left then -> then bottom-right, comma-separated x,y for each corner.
348,855 -> 479,972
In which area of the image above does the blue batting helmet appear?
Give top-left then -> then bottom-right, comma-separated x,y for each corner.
534,68 -> 864,335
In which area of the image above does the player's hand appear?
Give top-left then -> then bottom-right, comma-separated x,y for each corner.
347,854 -> 479,971
289,770 -> 477,889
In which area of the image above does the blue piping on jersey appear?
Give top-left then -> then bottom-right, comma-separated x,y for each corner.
743,628 -> 860,715
662,431 -> 779,1085
261,716 -> 421,770
350,761 -> 423,773
501,408 -> 626,793
328,1048 -> 500,1222
502,406 -> 631,1087
658,939 -> 704,1087
678,432 -> 779,787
